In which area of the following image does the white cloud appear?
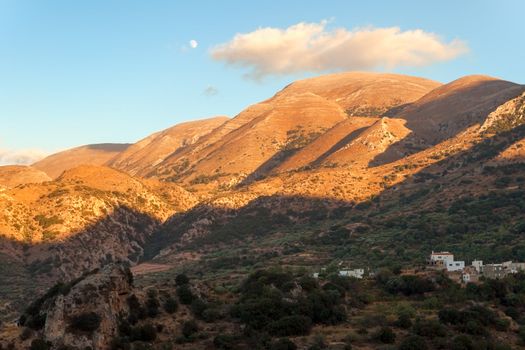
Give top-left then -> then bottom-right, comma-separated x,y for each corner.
203,85 -> 219,96
0,148 -> 48,166
211,21 -> 468,79
189,39 -> 198,49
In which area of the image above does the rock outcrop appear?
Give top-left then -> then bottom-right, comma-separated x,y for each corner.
21,264 -> 133,349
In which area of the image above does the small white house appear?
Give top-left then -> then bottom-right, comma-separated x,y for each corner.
312,272 -> 319,279
462,272 -> 471,283
429,251 -> 455,265
339,269 -> 365,279
472,260 -> 483,273
446,260 -> 465,272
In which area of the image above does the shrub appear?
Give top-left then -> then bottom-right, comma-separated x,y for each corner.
29,339 -> 51,350
131,323 -> 157,342
398,335 -> 428,350
451,335 -> 474,350
191,298 -> 207,318
518,326 -> 525,344
271,338 -> 297,350
175,274 -> 190,285
308,335 -> 327,350
376,326 -> 396,344
164,297 -> 178,314
182,320 -> 199,338
395,311 -> 413,329
267,315 -> 312,336
202,307 -> 222,322
438,307 -> 462,325
69,312 -> 101,333
412,319 -> 446,338
146,295 -> 160,318
177,285 -> 196,305
213,334 -> 237,349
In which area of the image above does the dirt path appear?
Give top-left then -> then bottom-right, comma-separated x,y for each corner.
131,263 -> 173,276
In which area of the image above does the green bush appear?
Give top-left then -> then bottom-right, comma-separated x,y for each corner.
267,315 -> 312,336
182,320 -> 199,338
131,323 -> 157,342
271,337 -> 297,350
69,312 -> 101,333
176,285 -> 196,305
29,339 -> 51,350
213,334 -> 237,349
191,298 -> 207,318
164,297 -> 178,314
376,326 -> 396,344
412,318 -> 446,338
451,335 -> 474,350
398,335 -> 428,350
175,274 -> 190,285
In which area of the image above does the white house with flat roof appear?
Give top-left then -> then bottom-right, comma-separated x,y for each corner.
429,251 -> 454,265
339,269 -> 365,279
446,260 -> 465,272
472,260 -> 483,273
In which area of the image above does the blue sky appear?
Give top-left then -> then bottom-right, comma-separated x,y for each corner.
0,0 -> 524,163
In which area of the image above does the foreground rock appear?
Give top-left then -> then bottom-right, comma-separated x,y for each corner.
20,264 -> 133,349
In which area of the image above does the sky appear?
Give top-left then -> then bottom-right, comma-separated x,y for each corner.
1,0 -> 524,164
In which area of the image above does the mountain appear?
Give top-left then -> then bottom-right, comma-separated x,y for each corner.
0,165 -> 50,188
150,72 -> 441,187
108,116 -> 228,177
33,143 -> 131,179
1,72 -> 525,349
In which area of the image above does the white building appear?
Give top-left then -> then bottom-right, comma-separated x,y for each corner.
472,260 -> 483,273
446,260 -> 465,272
339,269 -> 365,279
462,272 -> 471,283
312,272 -> 319,279
429,251 -> 455,265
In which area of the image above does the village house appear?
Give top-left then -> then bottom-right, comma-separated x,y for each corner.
472,259 -> 483,273
428,251 -> 465,272
483,263 -> 507,279
462,265 -> 480,284
339,268 -> 365,279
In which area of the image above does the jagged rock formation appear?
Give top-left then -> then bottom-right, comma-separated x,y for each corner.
20,264 -> 133,349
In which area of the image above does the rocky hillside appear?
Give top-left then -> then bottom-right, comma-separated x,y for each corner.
33,143 -> 130,179
15,264 -> 133,349
149,72 -> 440,188
0,165 -> 196,318
0,71 -> 524,335
108,116 -> 229,177
0,165 -> 50,188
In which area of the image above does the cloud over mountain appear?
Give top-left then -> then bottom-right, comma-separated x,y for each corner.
0,148 -> 48,165
211,21 -> 468,79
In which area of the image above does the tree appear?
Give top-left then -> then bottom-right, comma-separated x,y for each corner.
182,320 -> 199,338
177,285 -> 196,305
175,274 -> 190,285
164,296 -> 178,314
